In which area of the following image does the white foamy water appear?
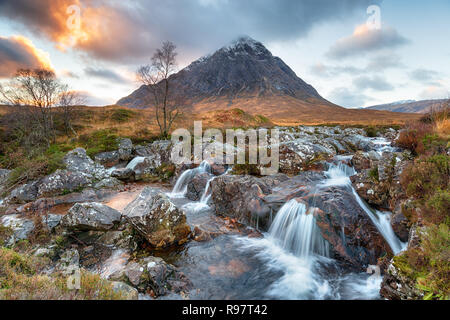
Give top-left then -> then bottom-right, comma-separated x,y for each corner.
168,161 -> 211,198
322,161 -> 406,254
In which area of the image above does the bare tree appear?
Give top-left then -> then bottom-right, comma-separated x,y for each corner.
0,68 -> 76,149
58,87 -> 83,135
138,41 -> 182,138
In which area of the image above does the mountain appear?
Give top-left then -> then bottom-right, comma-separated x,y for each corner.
117,36 -> 420,124
366,99 -> 448,114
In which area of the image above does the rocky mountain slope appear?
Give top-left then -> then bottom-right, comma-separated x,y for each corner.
118,36 -> 326,108
366,99 -> 448,114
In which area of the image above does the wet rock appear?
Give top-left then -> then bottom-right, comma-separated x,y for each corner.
133,140 -> 172,163
61,202 -> 122,231
210,173 -> 289,226
111,168 -> 136,182
186,172 -> 212,201
341,134 -> 375,152
123,187 -> 191,248
309,186 -> 392,267
351,151 -> 371,171
93,177 -> 122,189
391,210 -> 410,242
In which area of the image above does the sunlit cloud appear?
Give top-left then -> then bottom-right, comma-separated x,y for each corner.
0,35 -> 53,77
327,24 -> 409,58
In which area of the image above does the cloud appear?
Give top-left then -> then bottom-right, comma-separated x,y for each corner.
0,35 -> 53,77
0,0 -> 379,63
409,68 -> 440,83
327,24 -> 409,59
74,90 -> 114,106
418,85 -> 449,100
84,67 -> 130,84
328,87 -> 371,108
353,75 -> 394,91
311,54 -> 405,78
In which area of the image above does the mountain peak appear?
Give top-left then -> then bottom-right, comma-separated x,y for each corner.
118,37 -> 326,108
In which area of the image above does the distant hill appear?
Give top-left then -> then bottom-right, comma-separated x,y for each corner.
366,99 -> 448,114
117,36 -> 420,125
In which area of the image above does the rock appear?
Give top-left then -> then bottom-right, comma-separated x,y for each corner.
111,281 -> 139,300
309,186 -> 392,267
61,202 -> 122,231
56,248 -> 80,273
118,138 -> 134,161
0,214 -> 34,245
133,140 -> 172,163
37,170 -> 92,198
351,152 -> 371,171
63,148 -> 108,180
380,252 -> 424,300
94,151 -> 120,167
0,169 -> 11,194
186,172 -> 212,201
341,134 -> 375,152
110,256 -> 190,296
111,168 -> 136,182
93,177 -> 122,189
391,210 -> 409,242
210,173 -> 289,226
42,214 -> 63,230
7,181 -> 39,204
126,156 -> 160,180
123,187 -> 191,248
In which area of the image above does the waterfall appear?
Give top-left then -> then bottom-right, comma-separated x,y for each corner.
199,178 -> 213,204
269,199 -> 330,258
322,161 -> 405,254
169,161 -> 211,198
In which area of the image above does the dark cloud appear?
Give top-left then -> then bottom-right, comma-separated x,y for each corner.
0,0 -> 380,64
327,25 -> 409,59
84,67 -> 130,84
328,87 -> 371,108
0,35 -> 52,77
353,75 -> 394,91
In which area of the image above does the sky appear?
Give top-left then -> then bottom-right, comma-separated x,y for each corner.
0,0 -> 449,108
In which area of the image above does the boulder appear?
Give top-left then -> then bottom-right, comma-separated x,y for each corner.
94,151 -> 120,167
186,172 -> 212,201
309,185 -> 392,267
37,170 -> 92,198
109,256 -> 190,296
0,169 -> 11,194
111,168 -> 136,182
126,156 -> 160,180
133,140 -> 172,163
111,281 -> 139,300
63,148 -> 108,180
391,210 -> 410,242
210,173 -> 289,226
0,214 -> 35,245
7,181 -> 39,204
118,138 -> 134,161
61,202 -> 122,231
123,187 -> 191,248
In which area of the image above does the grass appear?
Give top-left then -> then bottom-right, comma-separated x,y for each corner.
393,224 -> 450,300
0,247 -> 128,300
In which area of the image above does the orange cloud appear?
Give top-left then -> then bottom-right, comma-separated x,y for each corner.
0,0 -> 152,62
0,35 -> 53,78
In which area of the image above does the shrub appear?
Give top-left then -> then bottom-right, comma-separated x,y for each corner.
110,109 -> 136,123
78,129 -> 119,158
393,225 -> 450,300
396,121 -> 434,155
368,166 -> 379,182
